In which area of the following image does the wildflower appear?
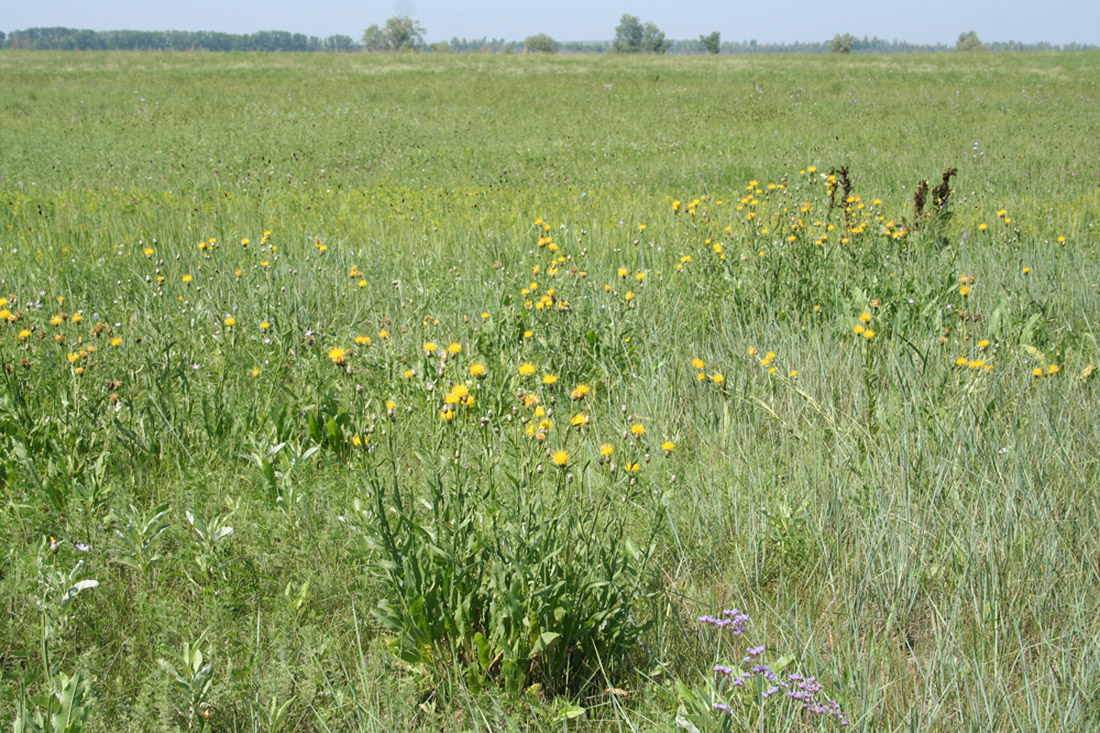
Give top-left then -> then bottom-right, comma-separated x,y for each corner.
251,368 -> 261,377
624,462 -> 640,473
571,384 -> 590,399
1047,364 -> 1060,375
853,325 -> 866,335
1022,267 -> 1030,275
224,317 -> 236,327
519,362 -> 536,377
956,357 -> 968,366
551,450 -> 570,467
859,312 -> 871,323
789,370 -> 798,378
110,337 -> 123,347
711,373 -> 725,384
260,321 -> 271,330
423,341 -> 437,352
379,329 -> 389,339
630,423 -> 645,437
959,285 -> 971,296
863,330 -> 875,340
624,291 -> 635,302
328,348 -> 347,365
661,441 -> 674,455
182,274 -> 193,283
447,342 -> 461,355
599,443 -> 614,458
355,335 -> 372,345
17,328 -> 31,340
469,362 -> 487,378
617,267 -> 628,278
570,413 -> 589,429
692,358 -> 705,370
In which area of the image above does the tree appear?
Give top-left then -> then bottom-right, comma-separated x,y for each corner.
830,33 -> 854,53
525,33 -> 557,54
956,31 -> 986,52
612,15 -> 669,54
642,22 -> 670,54
361,25 -> 386,52
612,14 -> 643,53
699,31 -> 721,55
362,16 -> 425,52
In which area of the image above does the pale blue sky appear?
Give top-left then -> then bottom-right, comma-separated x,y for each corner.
3,0 -> 1097,45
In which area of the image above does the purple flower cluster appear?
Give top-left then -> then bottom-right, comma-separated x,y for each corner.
697,608 -> 750,635
700,610 -> 850,727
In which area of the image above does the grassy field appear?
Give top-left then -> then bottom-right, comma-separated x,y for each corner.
2,49 -> 1100,731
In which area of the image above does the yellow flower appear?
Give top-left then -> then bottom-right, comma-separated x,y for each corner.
617,267 -> 628,278
624,291 -> 635,302
691,358 -> 705,370
789,370 -> 798,378
630,423 -> 646,437
863,330 -> 875,340
571,384 -> 590,400
1047,364 -> 1060,375
519,362 -> 536,377
956,357 -> 968,366
379,329 -> 389,339
959,285 -> 971,296
570,414 -> 588,428
328,348 -> 347,365
469,362 -> 487,378
599,443 -> 614,457
978,340 -> 990,349
1033,367 -> 1044,377
182,274 -> 193,283
17,329 -> 31,340
423,341 -> 437,352
711,373 -> 725,384
661,441 -> 675,453
260,321 -> 271,330
355,335 -> 372,345
110,337 -> 122,347
224,317 -> 236,327
624,462 -> 640,473
551,450 -> 570,467
447,342 -> 462,355
1022,267 -> 1031,275
860,312 -> 872,324
853,325 -> 865,335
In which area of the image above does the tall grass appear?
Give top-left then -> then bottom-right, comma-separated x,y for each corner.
1,50 -> 1099,730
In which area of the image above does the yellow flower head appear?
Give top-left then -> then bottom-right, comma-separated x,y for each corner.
469,362 -> 487,378
519,362 -> 536,377
630,423 -> 646,437
542,374 -> 558,385
328,348 -> 347,365
551,450 -> 570,467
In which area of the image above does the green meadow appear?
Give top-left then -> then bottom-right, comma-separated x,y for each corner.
2,50 -> 1100,730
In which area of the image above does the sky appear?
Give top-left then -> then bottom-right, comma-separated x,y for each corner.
3,0 -> 1098,46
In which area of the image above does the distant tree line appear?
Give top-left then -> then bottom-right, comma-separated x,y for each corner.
0,24 -> 1094,55
0,27 -> 356,52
